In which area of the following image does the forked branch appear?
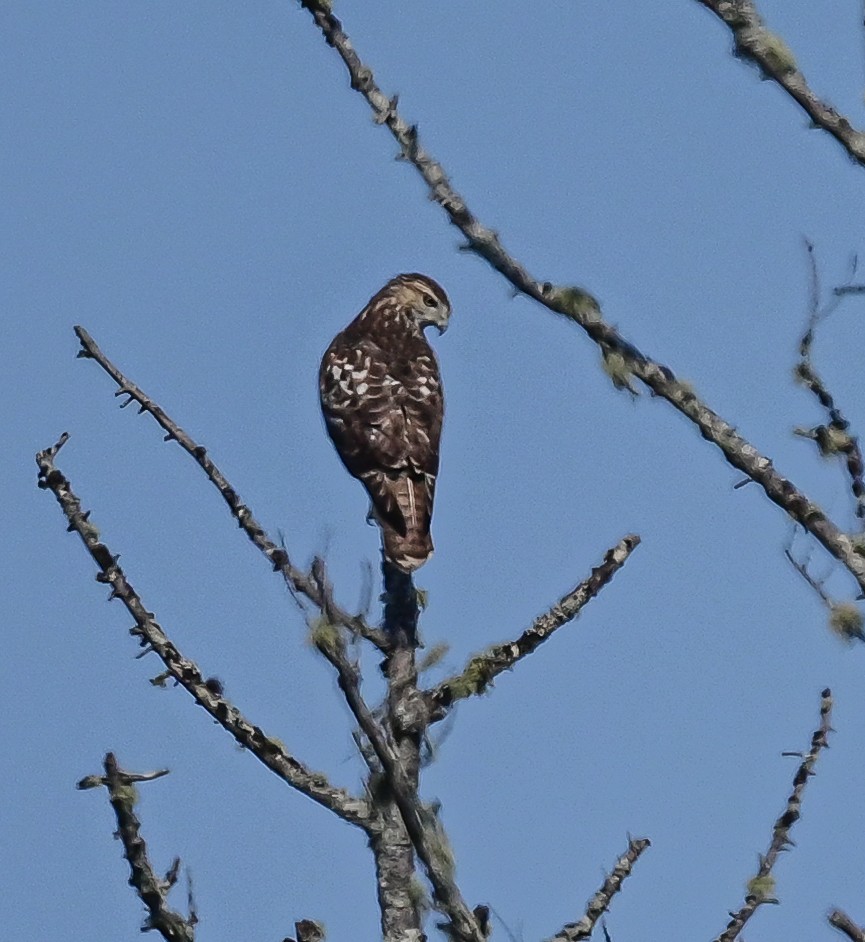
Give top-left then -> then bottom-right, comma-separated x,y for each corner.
793,245 -> 865,522
80,753 -> 195,942
37,435 -> 372,829
312,620 -> 485,942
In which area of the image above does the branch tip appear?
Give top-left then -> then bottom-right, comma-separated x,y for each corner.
428,533 -> 639,721
544,837 -> 650,942
714,688 -> 834,942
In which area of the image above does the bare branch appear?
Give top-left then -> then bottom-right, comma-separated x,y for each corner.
37,435 -> 372,829
427,535 -> 640,723
291,920 -> 327,942
379,558 -> 427,942
793,244 -> 865,521
543,838 -> 651,942
77,766 -> 170,790
694,0 -> 865,167
714,688 -> 834,942
91,752 -> 195,942
294,1 -> 865,599
73,326 -> 388,652
319,555 -> 434,942
784,545 -> 834,609
829,909 -> 865,942
368,807 -> 426,942
784,532 -> 865,640
311,621 -> 484,942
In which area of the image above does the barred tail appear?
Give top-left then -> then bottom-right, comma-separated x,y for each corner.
381,519 -> 434,572
363,471 -> 435,572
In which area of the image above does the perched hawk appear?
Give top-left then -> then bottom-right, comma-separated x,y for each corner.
319,273 -> 451,572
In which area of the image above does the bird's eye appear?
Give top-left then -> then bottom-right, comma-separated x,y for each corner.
423,294 -> 438,308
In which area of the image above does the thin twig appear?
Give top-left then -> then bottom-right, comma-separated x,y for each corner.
543,838 -> 651,942
829,909 -> 865,942
91,752 -> 195,942
793,244 -> 865,521
37,435 -> 373,830
714,688 -> 834,942
783,546 -> 833,608
294,1 -> 865,599
78,766 -> 170,790
73,326 -> 388,652
784,531 -> 865,638
693,0 -> 865,167
426,535 -> 640,722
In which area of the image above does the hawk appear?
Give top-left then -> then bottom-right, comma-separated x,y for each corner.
319,273 -> 451,572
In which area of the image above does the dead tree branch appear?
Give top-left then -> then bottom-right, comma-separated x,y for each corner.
427,534 -> 640,723
37,434 -> 372,829
77,766 -> 170,790
82,753 -> 195,942
293,1 -> 865,600
309,557 -> 427,942
73,326 -> 388,652
784,540 -> 865,642
543,837 -> 651,942
381,559 -> 428,942
829,909 -> 865,942
713,688 -> 834,942
793,244 -> 865,522
311,612 -> 484,942
693,0 -> 865,167
288,920 -> 327,942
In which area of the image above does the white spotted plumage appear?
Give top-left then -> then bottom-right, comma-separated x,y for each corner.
319,274 -> 451,572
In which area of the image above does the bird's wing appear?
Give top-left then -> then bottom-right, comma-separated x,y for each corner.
319,336 -> 442,545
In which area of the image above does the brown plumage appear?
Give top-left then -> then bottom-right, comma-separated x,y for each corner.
319,274 -> 451,572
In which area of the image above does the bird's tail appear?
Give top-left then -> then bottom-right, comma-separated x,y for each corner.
364,472 -> 435,572
381,519 -> 433,572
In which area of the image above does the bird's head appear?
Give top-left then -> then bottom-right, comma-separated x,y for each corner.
386,273 -> 451,334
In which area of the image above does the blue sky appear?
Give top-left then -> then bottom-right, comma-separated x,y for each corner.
6,2 -> 865,939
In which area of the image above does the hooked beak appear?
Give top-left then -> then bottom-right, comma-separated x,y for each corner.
425,308 -> 450,335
